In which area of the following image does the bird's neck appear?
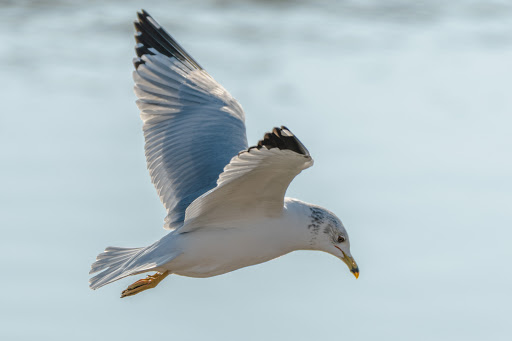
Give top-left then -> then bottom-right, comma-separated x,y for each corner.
282,197 -> 327,251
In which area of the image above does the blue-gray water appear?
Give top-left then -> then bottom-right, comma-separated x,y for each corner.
1,0 -> 511,340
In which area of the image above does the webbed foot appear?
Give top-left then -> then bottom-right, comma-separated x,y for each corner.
121,271 -> 169,298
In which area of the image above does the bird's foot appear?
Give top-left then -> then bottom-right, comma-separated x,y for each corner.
121,271 -> 169,298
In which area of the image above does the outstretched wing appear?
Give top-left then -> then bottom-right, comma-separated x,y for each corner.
180,127 -> 313,232
133,10 -> 248,230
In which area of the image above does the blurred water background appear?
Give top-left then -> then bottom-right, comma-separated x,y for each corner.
1,0 -> 511,340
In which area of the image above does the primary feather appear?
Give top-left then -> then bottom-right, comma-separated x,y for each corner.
134,10 -> 247,230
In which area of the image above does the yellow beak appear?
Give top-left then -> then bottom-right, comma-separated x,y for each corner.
339,249 -> 359,279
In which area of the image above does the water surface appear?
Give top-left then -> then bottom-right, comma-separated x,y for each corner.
1,1 -> 511,340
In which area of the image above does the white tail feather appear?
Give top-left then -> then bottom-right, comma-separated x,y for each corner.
89,246 -> 145,290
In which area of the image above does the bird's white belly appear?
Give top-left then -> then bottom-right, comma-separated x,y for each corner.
161,226 -> 292,278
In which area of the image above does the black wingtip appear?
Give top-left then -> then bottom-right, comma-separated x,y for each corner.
244,127 -> 310,156
138,9 -> 153,23
133,10 -> 203,70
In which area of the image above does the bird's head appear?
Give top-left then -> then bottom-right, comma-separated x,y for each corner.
307,206 -> 359,279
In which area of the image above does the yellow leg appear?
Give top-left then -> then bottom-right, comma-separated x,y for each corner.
120,271 -> 169,298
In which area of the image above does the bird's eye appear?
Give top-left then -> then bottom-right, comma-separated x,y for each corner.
337,235 -> 345,243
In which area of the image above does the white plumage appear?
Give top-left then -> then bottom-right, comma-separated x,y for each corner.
89,10 -> 358,297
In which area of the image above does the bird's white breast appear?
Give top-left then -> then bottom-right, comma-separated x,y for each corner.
158,200 -> 312,278
164,221 -> 289,277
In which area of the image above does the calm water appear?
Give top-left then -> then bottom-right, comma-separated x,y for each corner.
1,0 -> 511,340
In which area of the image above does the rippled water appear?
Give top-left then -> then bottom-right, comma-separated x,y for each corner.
1,1 -> 511,340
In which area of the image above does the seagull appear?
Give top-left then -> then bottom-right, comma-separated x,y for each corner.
89,10 -> 359,298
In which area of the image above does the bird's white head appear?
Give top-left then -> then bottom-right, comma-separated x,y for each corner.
306,205 -> 359,279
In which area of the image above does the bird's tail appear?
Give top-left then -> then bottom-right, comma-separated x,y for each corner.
89,246 -> 145,290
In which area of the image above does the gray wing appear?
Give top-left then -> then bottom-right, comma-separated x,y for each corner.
133,10 -> 248,230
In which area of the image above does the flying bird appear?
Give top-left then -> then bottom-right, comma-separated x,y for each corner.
89,10 -> 359,298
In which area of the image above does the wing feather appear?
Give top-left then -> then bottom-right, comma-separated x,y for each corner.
181,127 -> 313,232
133,10 -> 248,230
